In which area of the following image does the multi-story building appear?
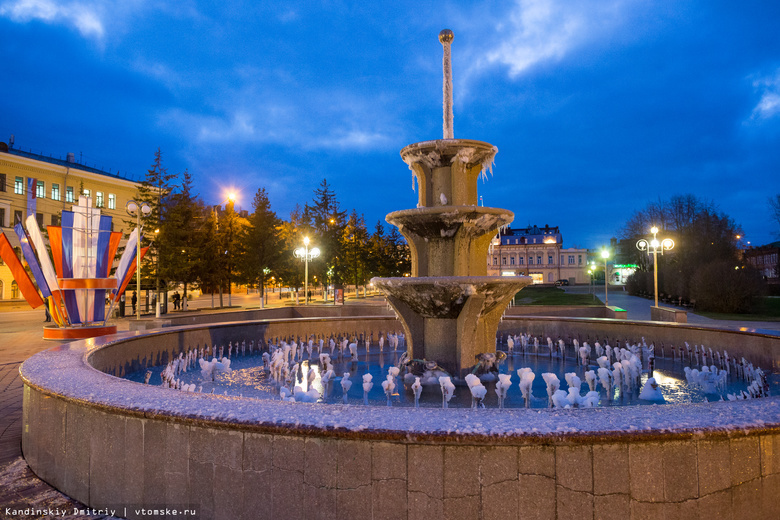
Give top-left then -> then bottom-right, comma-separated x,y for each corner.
486,224 -> 590,284
0,139 -> 142,300
744,241 -> 780,284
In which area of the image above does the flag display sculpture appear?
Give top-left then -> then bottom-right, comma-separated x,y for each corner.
0,196 -> 148,340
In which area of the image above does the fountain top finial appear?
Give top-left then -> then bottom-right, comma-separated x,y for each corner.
439,29 -> 454,44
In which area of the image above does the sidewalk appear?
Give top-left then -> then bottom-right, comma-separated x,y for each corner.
567,285 -> 780,333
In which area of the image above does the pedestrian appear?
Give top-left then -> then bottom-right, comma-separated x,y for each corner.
43,298 -> 52,323
132,291 -> 137,314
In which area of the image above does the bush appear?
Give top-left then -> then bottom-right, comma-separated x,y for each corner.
626,271 -> 652,296
690,261 -> 766,313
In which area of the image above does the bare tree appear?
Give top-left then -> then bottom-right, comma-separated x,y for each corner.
770,194 -> 780,238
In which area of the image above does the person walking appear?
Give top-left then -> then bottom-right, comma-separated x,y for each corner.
132,291 -> 137,314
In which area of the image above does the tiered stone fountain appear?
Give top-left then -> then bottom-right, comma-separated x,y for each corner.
372,30 -> 532,376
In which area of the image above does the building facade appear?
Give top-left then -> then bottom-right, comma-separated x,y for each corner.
744,241 -> 780,283
486,224 -> 590,284
0,141 -> 142,300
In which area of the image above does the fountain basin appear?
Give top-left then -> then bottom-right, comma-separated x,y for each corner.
19,310 -> 780,519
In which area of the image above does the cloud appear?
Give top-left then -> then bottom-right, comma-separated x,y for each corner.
158,72 -> 401,153
750,71 -> 780,120
0,0 -> 106,38
468,0 -> 637,79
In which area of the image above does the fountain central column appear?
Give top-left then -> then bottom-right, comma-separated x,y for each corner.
372,30 -> 532,377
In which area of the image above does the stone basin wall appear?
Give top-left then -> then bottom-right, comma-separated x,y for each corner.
20,312 -> 780,520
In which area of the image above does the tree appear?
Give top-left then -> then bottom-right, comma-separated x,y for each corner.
134,148 -> 176,303
238,188 -> 283,305
338,210 -> 370,293
770,194 -> 780,238
619,194 -> 758,310
277,205 -> 307,298
197,208 -> 225,307
219,199 -> 248,307
304,179 -> 346,285
158,170 -> 205,300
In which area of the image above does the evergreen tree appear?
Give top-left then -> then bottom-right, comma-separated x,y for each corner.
238,188 -> 283,304
219,199 -> 248,306
134,148 -> 176,300
197,207 -> 225,307
158,170 -> 205,299
338,210 -> 370,294
304,179 -> 346,285
278,205 -> 307,298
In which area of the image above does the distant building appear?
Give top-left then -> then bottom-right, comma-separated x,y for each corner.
486,224 -> 590,284
0,139 -> 142,300
744,241 -> 780,283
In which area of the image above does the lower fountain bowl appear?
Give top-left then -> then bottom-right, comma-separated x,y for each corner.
371,276 -> 532,319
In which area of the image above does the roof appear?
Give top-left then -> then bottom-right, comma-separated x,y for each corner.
1,146 -> 140,182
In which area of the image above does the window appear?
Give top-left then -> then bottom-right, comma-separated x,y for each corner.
14,210 -> 22,225
493,257 -> 498,265
36,213 -> 43,227
502,257 -> 507,265
528,256 -> 533,265
0,173 -> 5,192
569,255 -> 575,265
510,256 -> 515,265
66,187 -> 74,203
51,184 -> 60,201
95,191 -> 104,208
560,255 -> 564,265
36,180 -> 45,199
11,281 -> 19,299
533,238 -> 537,244
108,193 -> 116,210
578,255 -> 582,265
51,214 -> 60,226
518,257 -> 524,265
537,256 -> 542,265
83,189 -> 91,198
548,273 -> 553,282
0,208 -> 4,228
14,177 -> 23,195
548,255 -> 553,265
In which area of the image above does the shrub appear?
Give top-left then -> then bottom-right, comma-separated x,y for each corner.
690,261 -> 766,313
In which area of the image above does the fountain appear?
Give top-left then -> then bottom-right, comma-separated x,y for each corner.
372,30 -> 532,376
18,30 -> 780,519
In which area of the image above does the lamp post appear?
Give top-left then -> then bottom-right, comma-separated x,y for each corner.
294,237 -> 320,305
601,249 -> 610,306
636,226 -> 675,307
126,200 -> 151,320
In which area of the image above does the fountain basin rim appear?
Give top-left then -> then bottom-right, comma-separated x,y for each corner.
19,316 -> 780,445
400,138 -> 496,155
371,275 -> 533,286
386,206 -> 513,218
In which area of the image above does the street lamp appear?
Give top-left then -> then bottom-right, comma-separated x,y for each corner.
294,237 -> 320,305
126,200 -> 152,320
636,226 -> 675,307
601,249 -> 610,306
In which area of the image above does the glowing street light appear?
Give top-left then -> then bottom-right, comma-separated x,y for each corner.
636,226 -> 675,308
294,237 -> 320,305
126,200 -> 152,320
601,249 -> 610,306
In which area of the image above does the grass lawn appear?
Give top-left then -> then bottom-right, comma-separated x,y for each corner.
513,286 -> 601,306
694,297 -> 780,322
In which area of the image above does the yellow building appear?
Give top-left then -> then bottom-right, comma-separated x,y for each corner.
0,140 -> 142,300
487,224 -> 591,284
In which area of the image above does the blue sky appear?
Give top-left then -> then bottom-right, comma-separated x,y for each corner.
2,0 -> 779,249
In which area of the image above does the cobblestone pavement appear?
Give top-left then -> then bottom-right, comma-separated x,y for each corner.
0,362 -> 118,519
